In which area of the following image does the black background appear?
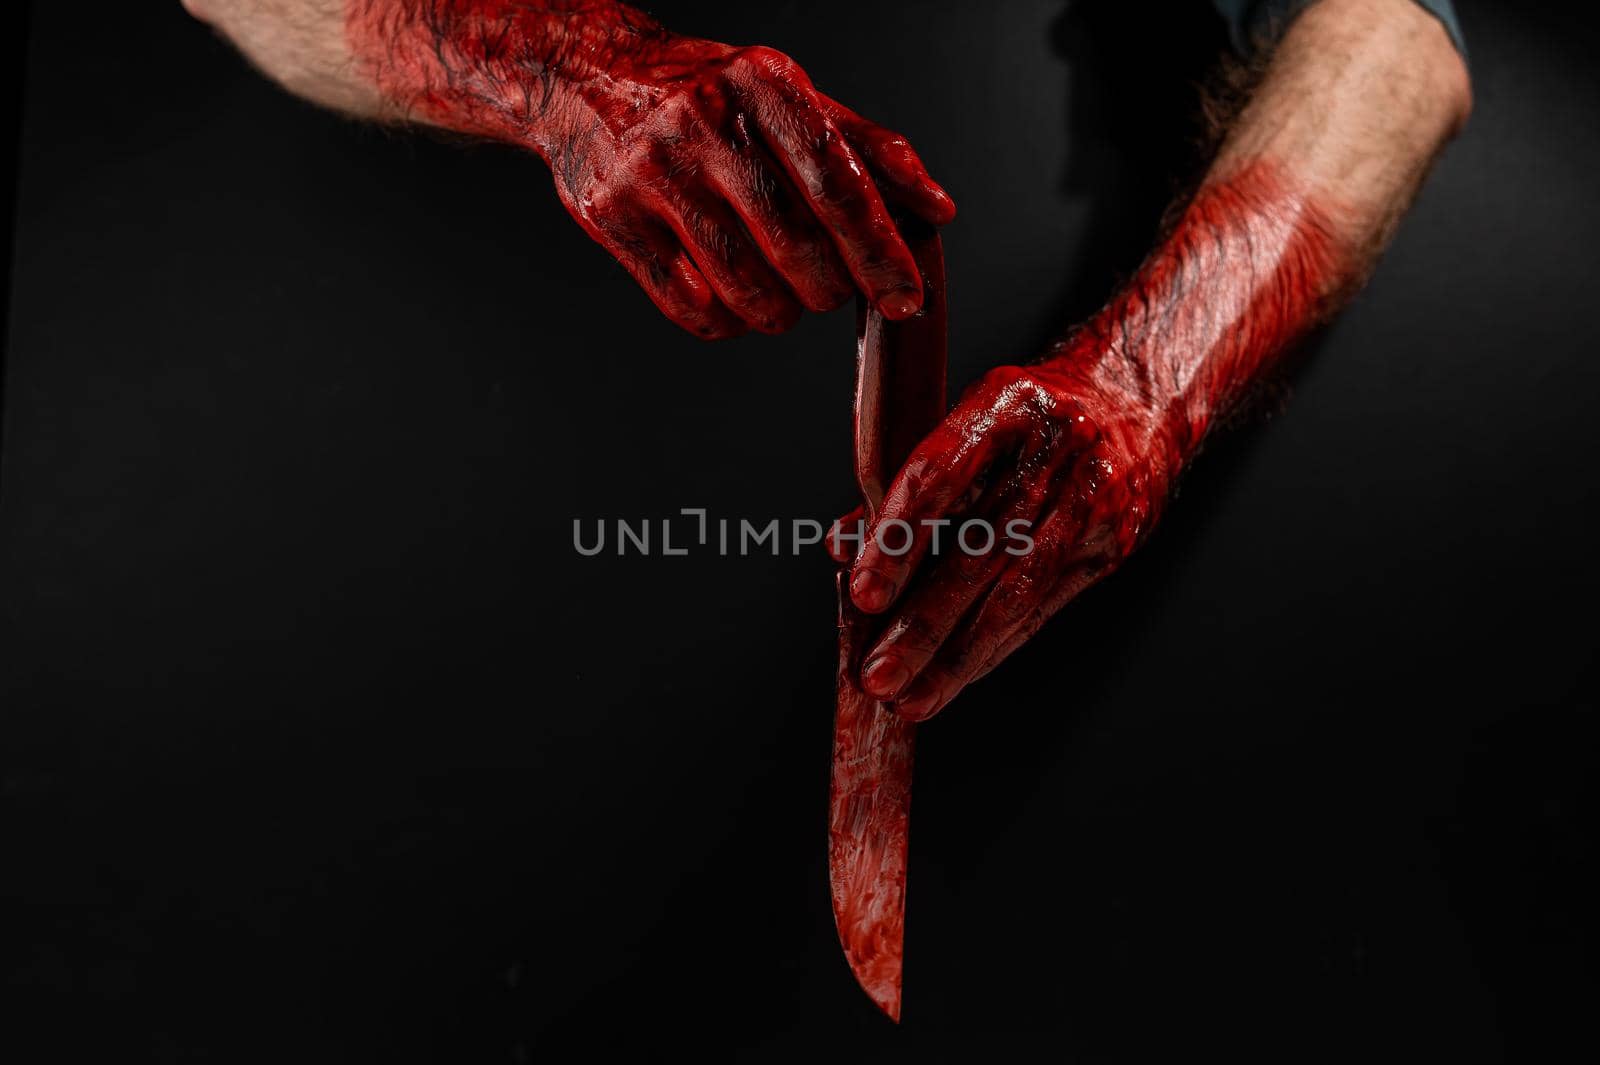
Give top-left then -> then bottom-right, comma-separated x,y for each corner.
3,1 -> 1596,1060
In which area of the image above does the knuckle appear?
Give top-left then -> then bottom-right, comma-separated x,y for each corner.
859,243 -> 915,284
581,181 -> 625,222
974,364 -> 1028,402
866,129 -> 913,163
786,248 -> 852,308
791,269 -> 850,311
898,458 -> 931,498
880,615 -> 934,655
666,92 -> 724,140
900,459 -> 946,506
730,45 -> 799,81
615,137 -> 677,190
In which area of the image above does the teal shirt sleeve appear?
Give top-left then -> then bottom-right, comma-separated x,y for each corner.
1212,0 -> 1466,60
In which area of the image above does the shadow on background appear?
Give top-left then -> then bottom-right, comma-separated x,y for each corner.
4,1 -> 1597,1061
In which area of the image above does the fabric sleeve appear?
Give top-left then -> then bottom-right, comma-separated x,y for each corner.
1212,0 -> 1466,60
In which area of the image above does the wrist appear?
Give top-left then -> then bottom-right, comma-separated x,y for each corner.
345,0 -> 688,155
1046,160 -> 1351,477
1032,336 -> 1187,517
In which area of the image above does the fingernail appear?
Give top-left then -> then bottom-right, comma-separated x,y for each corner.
896,689 -> 943,722
862,656 -> 910,699
850,568 -> 896,613
877,289 -> 921,320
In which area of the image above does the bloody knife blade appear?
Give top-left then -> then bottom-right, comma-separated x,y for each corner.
830,222 -> 947,1022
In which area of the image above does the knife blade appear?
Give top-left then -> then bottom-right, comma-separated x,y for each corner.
830,222 -> 947,1022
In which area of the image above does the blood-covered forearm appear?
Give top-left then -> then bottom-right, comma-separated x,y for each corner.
1044,0 -> 1471,484
1032,162 -> 1349,535
845,0 -> 1470,721
183,0 -> 667,133
344,1 -> 691,150
188,0 -> 954,336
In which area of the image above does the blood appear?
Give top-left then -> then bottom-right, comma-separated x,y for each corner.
848,159 -> 1351,721
1051,157 -> 1352,470
343,1 -> 955,337
345,0 -> 713,150
830,228 -> 947,1022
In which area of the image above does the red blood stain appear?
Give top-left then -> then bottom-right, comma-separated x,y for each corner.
847,160 -> 1351,721
344,1 -> 954,336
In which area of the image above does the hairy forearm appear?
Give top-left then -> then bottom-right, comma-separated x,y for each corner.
1214,0 -> 1471,257
183,0 -> 379,114
1043,0 -> 1471,477
343,1 -> 695,153
184,0 -> 667,136
189,0 -> 953,336
842,0 -> 1470,720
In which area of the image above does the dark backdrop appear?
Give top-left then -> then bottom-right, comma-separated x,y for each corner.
4,1 -> 1596,1060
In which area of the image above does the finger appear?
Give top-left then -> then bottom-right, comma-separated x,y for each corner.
703,128 -> 855,313
969,562 -> 1111,687
819,94 -> 956,226
827,505 -> 867,564
848,453 -> 965,614
849,411 -> 1024,614
860,551 -> 1004,702
594,212 -> 748,340
650,185 -> 804,334
727,48 -> 924,319
895,538 -> 1107,724
859,477 -> 1053,700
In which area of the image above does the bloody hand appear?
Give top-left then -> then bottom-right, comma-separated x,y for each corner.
346,1 -> 955,337
837,355 -> 1180,723
839,161 -> 1351,720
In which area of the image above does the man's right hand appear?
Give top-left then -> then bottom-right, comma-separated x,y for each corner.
187,1 -> 956,338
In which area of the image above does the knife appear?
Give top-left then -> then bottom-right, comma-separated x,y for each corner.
830,221 -> 948,1022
